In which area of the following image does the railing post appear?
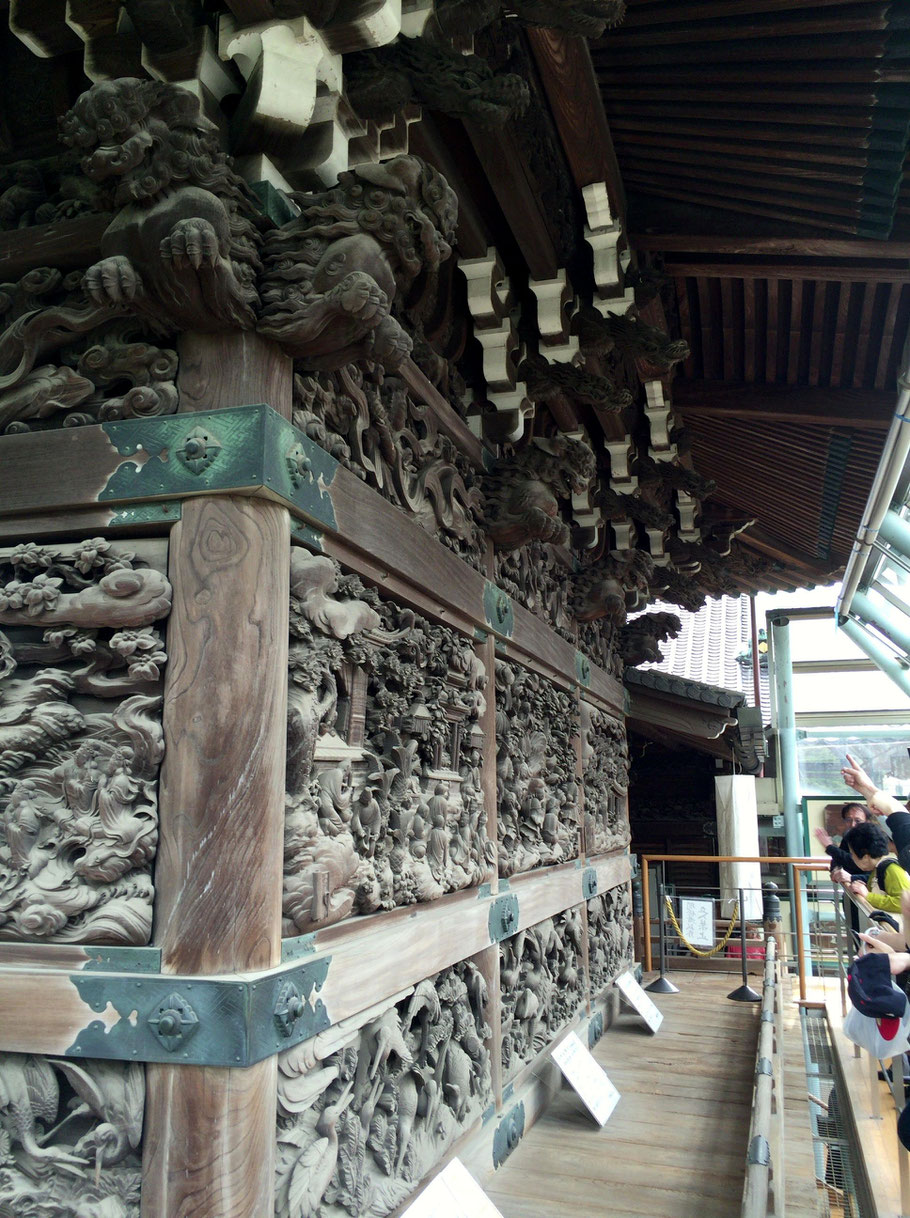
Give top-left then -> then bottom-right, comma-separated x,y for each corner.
728,886 -> 761,1002
646,864 -> 679,994
642,856 -> 652,973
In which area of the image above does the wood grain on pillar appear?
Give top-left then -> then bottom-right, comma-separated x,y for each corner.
142,333 -> 292,1218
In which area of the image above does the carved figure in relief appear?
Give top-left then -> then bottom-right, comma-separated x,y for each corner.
483,433 -> 596,549
587,886 -> 633,992
494,541 -> 574,644
0,1053 -> 143,1216
573,548 -> 656,625
58,78 -> 263,332
284,556 -> 490,934
580,704 -> 630,856
619,610 -> 682,667
259,158 -> 457,372
276,960 -> 491,1217
495,659 -> 577,877
0,541 -> 169,944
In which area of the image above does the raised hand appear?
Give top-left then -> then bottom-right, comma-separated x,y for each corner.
814,825 -> 833,849
842,751 -> 877,800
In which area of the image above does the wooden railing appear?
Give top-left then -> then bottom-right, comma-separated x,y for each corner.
741,938 -> 784,1218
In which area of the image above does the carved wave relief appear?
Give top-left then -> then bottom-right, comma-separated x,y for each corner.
276,958 -> 491,1218
284,551 -> 493,935
0,1052 -> 143,1218
0,540 -> 170,945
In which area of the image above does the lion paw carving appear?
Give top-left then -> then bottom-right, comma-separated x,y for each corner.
258,156 -> 457,372
60,79 -> 263,333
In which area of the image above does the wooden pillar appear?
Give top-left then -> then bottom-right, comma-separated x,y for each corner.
141,333 -> 292,1218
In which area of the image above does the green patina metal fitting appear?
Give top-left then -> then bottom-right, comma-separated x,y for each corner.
250,180 -> 299,227
574,649 -> 591,688
100,406 -> 267,502
82,946 -> 162,974
583,866 -> 598,900
488,892 -> 519,943
98,406 -> 338,535
291,524 -> 325,553
281,933 -> 317,962
108,501 -> 182,528
483,581 -> 514,637
492,1101 -> 525,1168
263,410 -> 337,532
588,1010 -> 604,1047
64,955 -> 331,1067
475,882 -> 493,900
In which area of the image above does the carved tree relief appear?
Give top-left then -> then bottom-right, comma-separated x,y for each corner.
285,551 -> 492,934
587,885 -> 633,994
275,958 -> 491,1217
495,659 -> 578,877
0,1053 -> 144,1218
0,540 -> 169,945
500,910 -> 584,1079
580,703 -> 630,857
493,541 -> 575,643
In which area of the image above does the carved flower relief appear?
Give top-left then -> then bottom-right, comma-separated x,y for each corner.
109,627 -> 168,682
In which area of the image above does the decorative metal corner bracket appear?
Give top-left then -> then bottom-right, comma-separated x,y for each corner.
483,580 -> 514,638
488,892 -> 520,943
63,954 -> 331,1068
492,1101 -> 526,1168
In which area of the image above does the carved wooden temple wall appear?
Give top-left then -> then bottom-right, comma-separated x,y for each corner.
0,3 -> 771,1213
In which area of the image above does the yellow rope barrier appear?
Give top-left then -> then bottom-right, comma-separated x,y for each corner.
664,896 -> 741,958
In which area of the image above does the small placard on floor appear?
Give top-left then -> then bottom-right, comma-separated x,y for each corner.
616,970 -> 664,1033
401,1158 -> 505,1218
551,1029 -> 621,1126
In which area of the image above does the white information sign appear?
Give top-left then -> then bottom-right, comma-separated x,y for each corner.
401,1158 -> 505,1218
615,970 -> 664,1034
680,896 -> 716,949
551,1030 -> 621,1126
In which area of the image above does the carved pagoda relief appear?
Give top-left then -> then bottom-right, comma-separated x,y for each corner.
580,703 -> 630,857
500,910 -> 584,1080
285,550 -> 492,934
293,367 -> 487,571
495,659 -> 579,877
587,884 -> 633,994
275,958 -> 491,1217
0,1053 -> 144,1217
0,539 -> 169,944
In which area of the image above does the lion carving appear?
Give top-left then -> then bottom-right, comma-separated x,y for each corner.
59,79 -> 263,333
482,434 -> 596,550
257,156 -> 457,371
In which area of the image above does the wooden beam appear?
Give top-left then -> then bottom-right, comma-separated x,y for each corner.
738,526 -> 843,579
655,261 -> 910,283
142,333 -> 293,1218
525,28 -> 626,223
0,212 -> 110,281
631,234 -> 910,259
672,381 -> 895,429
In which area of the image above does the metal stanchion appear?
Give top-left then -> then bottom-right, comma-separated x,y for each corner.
728,886 -> 762,1002
646,864 -> 679,994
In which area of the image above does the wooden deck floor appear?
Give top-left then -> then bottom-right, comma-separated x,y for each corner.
487,972 -> 766,1218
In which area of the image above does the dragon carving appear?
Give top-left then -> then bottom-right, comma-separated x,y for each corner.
482,434 -> 596,549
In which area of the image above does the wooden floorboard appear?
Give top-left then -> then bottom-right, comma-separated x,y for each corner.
487,972 -> 761,1218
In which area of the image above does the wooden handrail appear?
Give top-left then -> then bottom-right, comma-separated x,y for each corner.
741,939 -> 782,1218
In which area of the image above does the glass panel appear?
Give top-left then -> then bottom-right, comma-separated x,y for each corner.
797,730 -> 910,797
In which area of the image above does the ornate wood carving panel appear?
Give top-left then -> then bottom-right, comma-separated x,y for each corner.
0,539 -> 170,946
587,885 -> 632,995
275,957 -> 491,1217
580,701 -> 630,857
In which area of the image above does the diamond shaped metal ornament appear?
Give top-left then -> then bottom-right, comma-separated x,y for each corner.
148,992 -> 200,1052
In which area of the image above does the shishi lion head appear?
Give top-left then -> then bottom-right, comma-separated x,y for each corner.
59,79 -> 229,208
